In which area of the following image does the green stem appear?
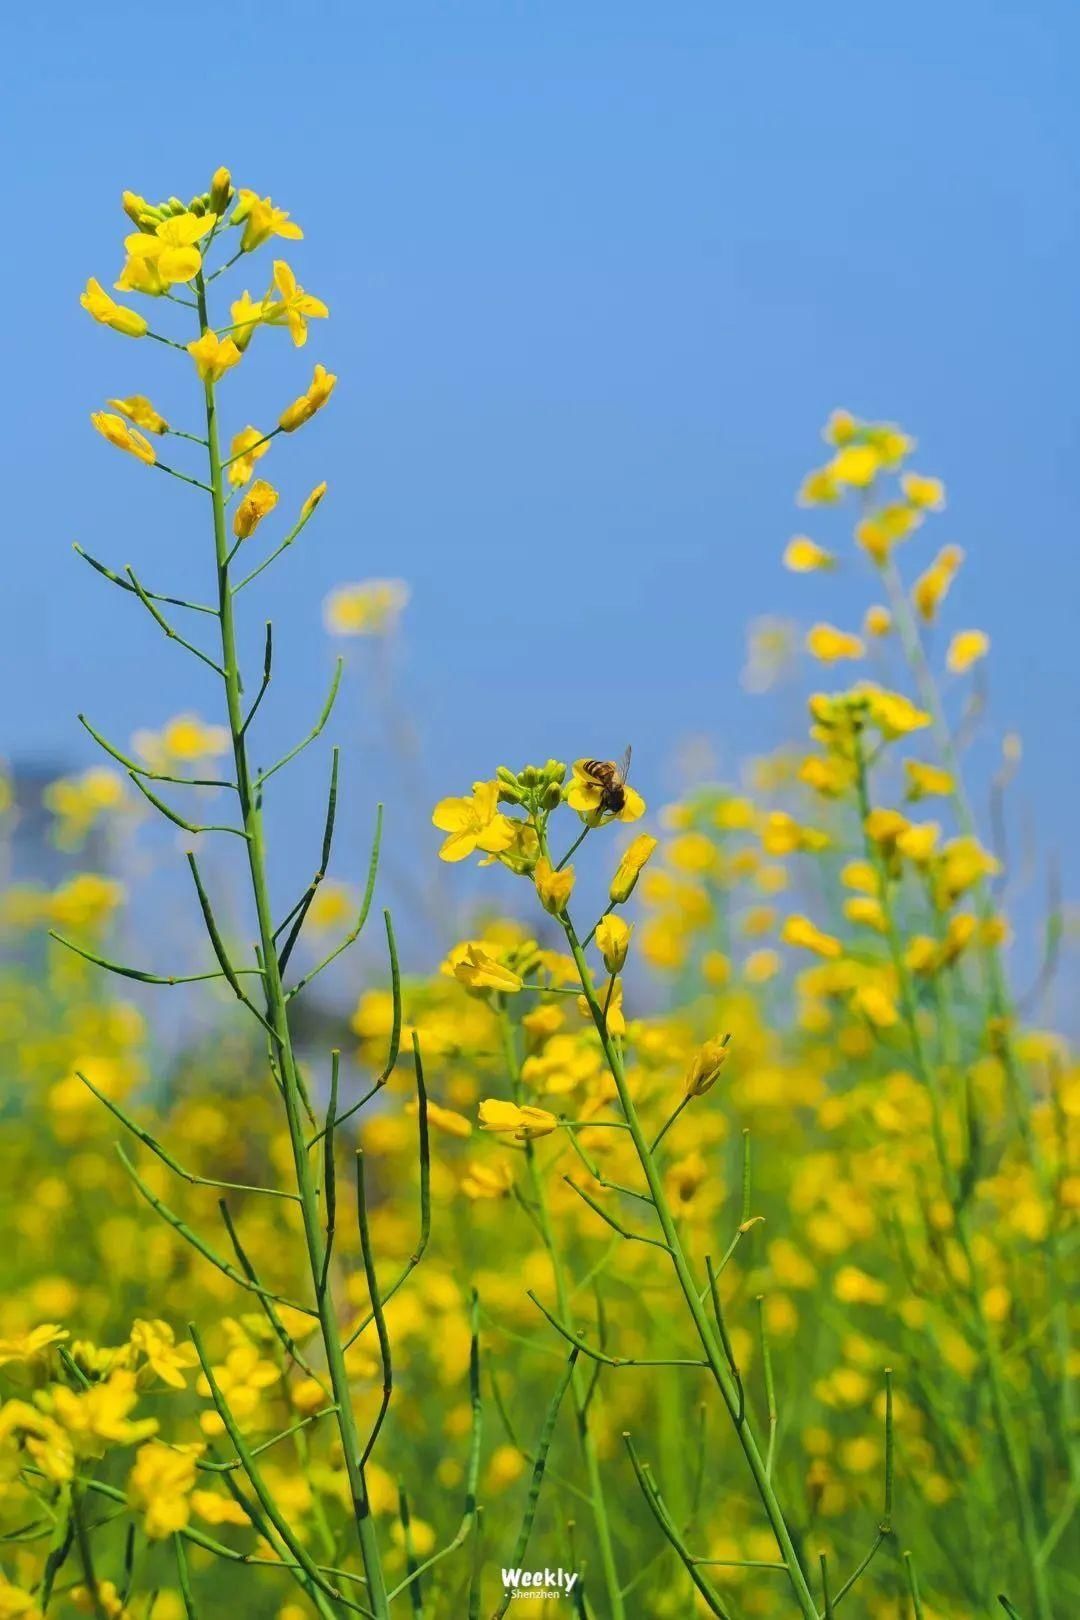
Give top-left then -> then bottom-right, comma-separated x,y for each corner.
500,1010 -> 626,1620
196,270 -> 389,1619
548,880 -> 818,1620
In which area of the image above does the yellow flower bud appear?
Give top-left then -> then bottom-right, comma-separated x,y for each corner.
210,166 -> 233,215
684,1035 -> 730,1098
595,915 -> 632,974
609,834 -> 658,904
301,482 -> 328,520
279,364 -> 337,432
478,1099 -> 558,1141
80,278 -> 148,339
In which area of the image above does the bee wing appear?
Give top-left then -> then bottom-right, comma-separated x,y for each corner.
618,744 -> 632,785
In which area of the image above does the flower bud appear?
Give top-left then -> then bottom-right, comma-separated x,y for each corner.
540,782 -> 563,810
122,190 -> 149,226
684,1034 -> 731,1099
210,166 -> 233,215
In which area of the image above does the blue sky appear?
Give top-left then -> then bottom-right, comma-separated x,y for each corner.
2,2 -> 1077,947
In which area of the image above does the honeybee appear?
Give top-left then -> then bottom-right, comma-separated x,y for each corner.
580,747 -> 633,816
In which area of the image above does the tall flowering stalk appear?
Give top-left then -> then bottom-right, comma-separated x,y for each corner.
434,771 -> 897,1619
64,173 -> 464,1619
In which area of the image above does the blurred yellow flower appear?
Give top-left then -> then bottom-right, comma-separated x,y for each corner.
324,579 -> 410,636
478,1099 -> 558,1141
610,834 -> 658,902
947,628 -> 989,673
912,544 -> 964,622
806,624 -> 865,663
783,535 -> 834,572
129,1438 -> 200,1538
781,915 -> 842,960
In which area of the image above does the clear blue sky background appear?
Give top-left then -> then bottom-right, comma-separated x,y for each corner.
2,2 -> 1077,943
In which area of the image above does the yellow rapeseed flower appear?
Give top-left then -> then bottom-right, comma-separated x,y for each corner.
233,479 -> 278,540
533,856 -> 575,916
447,941 -> 523,994
233,189 -> 304,252
263,260 -> 329,347
806,624 -> 865,663
478,1099 -> 558,1141
279,363 -> 337,431
566,760 -> 645,824
432,782 -> 515,863
904,759 -> 954,800
784,535 -> 834,572
187,331 -> 242,383
230,289 -> 265,352
80,277 -> 148,337
107,395 -> 168,434
90,411 -> 156,466
902,471 -> 946,510
129,1439 -> 200,1538
609,833 -> 658,902
912,544 -> 964,622
684,1035 -> 730,1098
226,425 -> 270,487
595,914 -> 632,973
123,212 -> 216,285
324,580 -> 409,636
947,628 -> 989,673
781,915 -> 842,959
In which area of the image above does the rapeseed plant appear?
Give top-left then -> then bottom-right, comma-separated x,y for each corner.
0,172 -> 1073,1620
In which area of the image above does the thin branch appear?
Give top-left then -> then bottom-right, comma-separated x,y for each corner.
527,1291 -> 707,1370
74,543 -> 217,616
276,754 -> 346,976
116,1146 -> 316,1316
240,623 -> 273,735
355,1150 -> 393,1467
563,1176 -> 670,1251
254,659 -> 342,789
50,929 -> 262,987
76,1071 -> 297,1201
492,1350 -> 579,1620
79,713 -> 234,788
124,564 -> 227,677
128,772 -> 248,837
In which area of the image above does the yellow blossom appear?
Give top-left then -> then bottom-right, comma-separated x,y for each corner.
195,1331 -> 279,1437
912,544 -> 964,622
107,395 -> 168,434
187,331 -> 242,383
324,580 -> 410,636
233,479 -> 279,540
279,363 -> 337,431
902,471 -> 946,509
781,915 -> 842,959
863,604 -> 892,637
904,759 -> 954,800
226,425 -> 271,488
129,1320 -> 198,1391
823,409 -> 858,445
233,189 -> 304,252
80,278 -> 148,338
829,444 -> 880,488
684,1035 -> 730,1098
947,628 -> 989,674
478,1099 -> 558,1141
783,536 -> 834,572
129,1439 -> 200,1538
133,714 -> 229,767
230,289 -> 265,352
416,1099 -> 472,1139
609,834 -> 658,902
806,624 -> 865,663
744,947 -> 781,982
833,1266 -> 887,1306
124,212 -> 216,284
263,260 -> 329,347
460,1160 -> 514,1199
447,941 -> 523,994
91,412 -> 156,467
432,782 -> 515,863
798,466 -> 840,505
0,1323 -> 68,1369
595,915 -> 632,973
855,503 -> 919,565
852,983 -> 898,1027
533,856 -> 575,916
